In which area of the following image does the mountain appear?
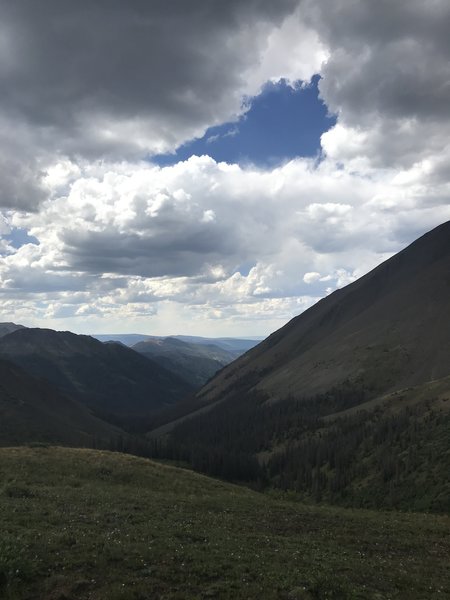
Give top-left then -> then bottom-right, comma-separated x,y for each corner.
172,335 -> 261,353
0,328 -> 193,419
132,337 -> 240,387
92,333 -> 260,388
94,332 -> 260,352
0,358 -> 117,446
0,322 -> 26,338
196,220 -> 450,407
93,333 -> 153,346
153,221 -> 450,511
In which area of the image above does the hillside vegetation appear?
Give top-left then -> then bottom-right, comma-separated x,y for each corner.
152,379 -> 450,512
0,447 -> 449,600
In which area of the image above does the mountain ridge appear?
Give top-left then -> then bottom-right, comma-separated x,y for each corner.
132,337 -> 241,387
0,327 -> 194,418
0,322 -> 26,338
196,220 -> 450,405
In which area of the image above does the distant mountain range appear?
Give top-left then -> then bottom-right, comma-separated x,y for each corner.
93,333 -> 154,346
94,334 -> 260,387
0,325 -> 258,445
153,221 -> 450,511
93,333 -> 261,351
131,337 -> 256,387
172,336 -> 263,352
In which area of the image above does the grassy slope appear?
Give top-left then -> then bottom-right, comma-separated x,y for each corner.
0,448 -> 449,600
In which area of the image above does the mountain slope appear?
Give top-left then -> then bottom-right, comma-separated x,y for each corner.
0,359 -> 117,446
153,222 -> 450,510
0,322 -> 25,338
0,328 -> 193,418
197,220 -> 450,406
133,337 -> 238,387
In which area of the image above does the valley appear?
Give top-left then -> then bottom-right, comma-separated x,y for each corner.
144,221 -> 450,512
0,222 -> 449,598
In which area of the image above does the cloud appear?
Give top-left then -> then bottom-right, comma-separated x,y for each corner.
309,0 -> 450,122
0,1 -> 314,160
303,272 -> 321,284
0,0 -> 325,212
1,153 -> 448,334
303,0 -> 450,169
0,1 -> 449,334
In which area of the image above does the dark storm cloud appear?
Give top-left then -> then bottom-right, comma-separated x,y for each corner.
0,0 -> 297,158
0,155 -> 47,210
61,226 -> 240,278
0,117 -> 50,210
302,0 -> 450,123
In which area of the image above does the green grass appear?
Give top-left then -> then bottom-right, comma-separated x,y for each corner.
0,447 -> 449,599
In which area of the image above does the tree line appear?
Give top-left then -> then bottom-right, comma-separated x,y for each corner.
95,383 -> 450,512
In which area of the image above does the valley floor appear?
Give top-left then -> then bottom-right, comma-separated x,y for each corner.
0,447 -> 449,599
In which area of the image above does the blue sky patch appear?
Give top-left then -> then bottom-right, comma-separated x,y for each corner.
6,228 -> 39,249
152,75 -> 335,167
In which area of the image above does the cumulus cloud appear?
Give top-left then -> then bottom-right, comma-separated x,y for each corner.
305,0 -> 450,169
303,272 -> 321,284
2,153 -> 449,333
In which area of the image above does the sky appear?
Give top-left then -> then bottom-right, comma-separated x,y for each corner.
0,0 -> 449,337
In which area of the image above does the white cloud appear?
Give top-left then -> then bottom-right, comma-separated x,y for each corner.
1,151 -> 449,334
244,6 -> 327,91
307,0 -> 450,171
303,272 -> 321,284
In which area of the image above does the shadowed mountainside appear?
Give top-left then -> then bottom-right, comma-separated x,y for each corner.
0,328 -> 193,418
0,359 -> 118,446
0,322 -> 25,338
